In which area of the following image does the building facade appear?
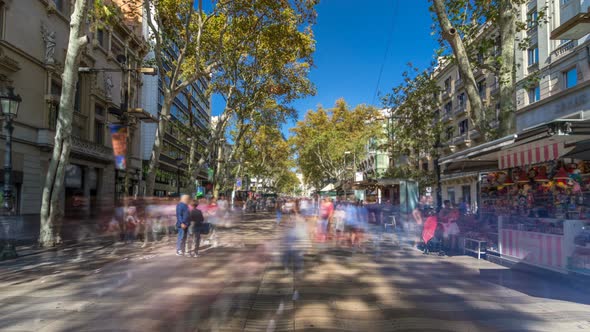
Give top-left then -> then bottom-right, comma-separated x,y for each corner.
431,0 -> 590,212
140,10 -> 211,197
0,0 -> 147,230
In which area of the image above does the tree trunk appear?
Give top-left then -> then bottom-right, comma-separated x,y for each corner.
497,0 -> 517,137
187,133 -> 197,196
145,100 -> 170,196
39,0 -> 89,247
212,140 -> 224,199
431,0 -> 486,133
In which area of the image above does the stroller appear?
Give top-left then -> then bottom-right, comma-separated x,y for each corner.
420,216 -> 445,255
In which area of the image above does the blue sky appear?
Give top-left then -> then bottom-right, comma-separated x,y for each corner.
211,0 -> 439,135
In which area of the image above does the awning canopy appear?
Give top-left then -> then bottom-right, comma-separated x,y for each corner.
320,183 -> 335,192
562,139 -> 590,160
440,134 -> 517,165
441,119 -> 590,170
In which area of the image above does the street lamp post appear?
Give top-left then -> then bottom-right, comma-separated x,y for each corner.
0,86 -> 22,213
0,85 -> 21,260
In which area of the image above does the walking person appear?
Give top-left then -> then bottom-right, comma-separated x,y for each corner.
175,194 -> 191,256
187,200 -> 205,258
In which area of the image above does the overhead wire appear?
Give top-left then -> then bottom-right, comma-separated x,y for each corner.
372,0 -> 400,106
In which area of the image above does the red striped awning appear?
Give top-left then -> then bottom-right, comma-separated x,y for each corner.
499,142 -> 565,169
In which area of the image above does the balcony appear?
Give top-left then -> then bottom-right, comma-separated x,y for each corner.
551,39 -> 578,62
551,0 -> 590,40
37,129 -> 113,162
453,134 -> 471,147
454,104 -> 467,116
442,89 -> 452,100
442,111 -> 454,123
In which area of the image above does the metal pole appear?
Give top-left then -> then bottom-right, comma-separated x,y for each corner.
3,115 -> 13,212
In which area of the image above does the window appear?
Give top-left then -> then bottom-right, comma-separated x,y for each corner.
527,46 -> 539,66
447,188 -> 456,204
528,85 -> 541,103
527,9 -> 538,29
74,81 -> 81,112
422,162 -> 429,172
97,28 -> 105,48
95,104 -> 104,116
446,127 -> 454,140
94,121 -> 104,145
53,0 -> 64,12
565,67 -> 577,89
561,0 -> 571,5
476,52 -> 484,64
111,39 -> 123,58
459,119 -> 468,135
444,77 -> 451,93
444,101 -> 452,114
458,93 -> 466,107
477,80 -> 486,98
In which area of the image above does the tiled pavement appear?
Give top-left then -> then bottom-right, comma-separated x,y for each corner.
1,213 -> 590,331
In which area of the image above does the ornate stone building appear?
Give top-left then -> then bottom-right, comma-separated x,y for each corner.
0,0 -> 148,236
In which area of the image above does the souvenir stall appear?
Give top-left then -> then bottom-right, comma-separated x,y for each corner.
479,141 -> 590,275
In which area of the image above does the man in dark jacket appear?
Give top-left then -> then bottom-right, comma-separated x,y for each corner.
188,200 -> 205,257
175,194 -> 191,256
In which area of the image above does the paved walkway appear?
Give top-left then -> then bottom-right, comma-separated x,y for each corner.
1,213 -> 589,331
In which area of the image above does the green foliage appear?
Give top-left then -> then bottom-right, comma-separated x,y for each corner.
290,99 -> 383,190
240,124 -> 295,190
211,0 -> 317,146
382,64 -> 442,158
275,171 -> 300,195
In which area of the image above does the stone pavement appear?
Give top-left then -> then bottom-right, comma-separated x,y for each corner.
0,213 -> 590,331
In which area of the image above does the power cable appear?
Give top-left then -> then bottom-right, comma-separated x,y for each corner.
372,0 -> 400,106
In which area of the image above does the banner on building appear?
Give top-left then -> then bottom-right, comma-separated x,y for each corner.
236,177 -> 242,190
109,124 -> 127,170
207,168 -> 214,181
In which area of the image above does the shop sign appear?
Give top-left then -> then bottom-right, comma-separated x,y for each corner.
108,124 -> 127,170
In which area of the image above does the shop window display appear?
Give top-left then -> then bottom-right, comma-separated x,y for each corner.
480,160 -> 590,275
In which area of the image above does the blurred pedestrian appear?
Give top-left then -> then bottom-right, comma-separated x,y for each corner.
175,194 -> 191,256
188,200 -> 205,258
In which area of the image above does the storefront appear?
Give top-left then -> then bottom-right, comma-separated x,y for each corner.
470,120 -> 590,276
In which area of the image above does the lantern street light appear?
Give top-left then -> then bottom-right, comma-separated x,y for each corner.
0,86 -> 22,212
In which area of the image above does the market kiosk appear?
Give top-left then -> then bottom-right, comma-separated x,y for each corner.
479,141 -> 590,275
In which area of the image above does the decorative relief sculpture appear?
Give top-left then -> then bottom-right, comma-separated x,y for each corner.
104,73 -> 114,99
41,25 -> 56,65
